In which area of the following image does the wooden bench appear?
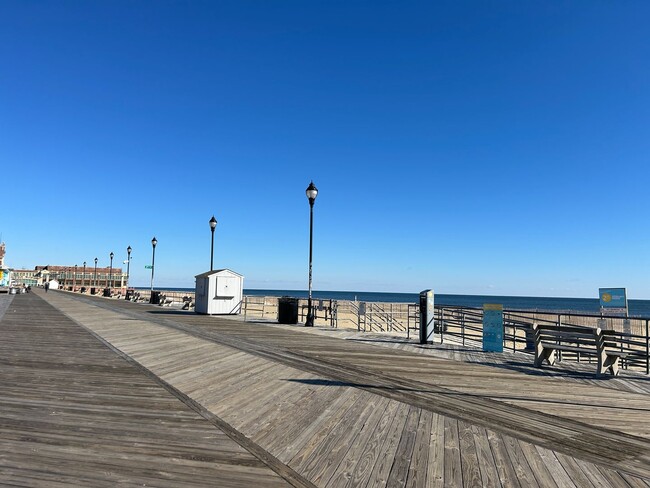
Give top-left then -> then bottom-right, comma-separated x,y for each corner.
533,323 -> 628,376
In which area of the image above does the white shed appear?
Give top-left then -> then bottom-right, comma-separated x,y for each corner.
194,269 -> 244,315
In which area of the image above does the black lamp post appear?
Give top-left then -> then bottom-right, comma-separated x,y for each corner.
109,252 -> 114,295
126,245 -> 132,289
83,261 -> 86,291
94,257 -> 98,290
74,264 -> 78,291
209,216 -> 217,271
150,237 -> 157,303
305,181 -> 318,326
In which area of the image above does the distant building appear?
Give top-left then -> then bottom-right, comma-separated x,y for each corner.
35,265 -> 126,291
0,242 -> 128,291
11,269 -> 39,287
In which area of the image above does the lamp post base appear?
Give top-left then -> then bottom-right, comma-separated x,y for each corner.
305,311 -> 314,327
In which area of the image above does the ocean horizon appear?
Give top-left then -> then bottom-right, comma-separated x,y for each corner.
134,287 -> 650,317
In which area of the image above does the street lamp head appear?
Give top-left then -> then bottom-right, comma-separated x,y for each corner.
83,261 -> 86,267
94,257 -> 98,265
209,216 -> 218,231
110,252 -> 114,260
127,245 -> 132,255
152,237 -> 157,248
306,181 -> 318,205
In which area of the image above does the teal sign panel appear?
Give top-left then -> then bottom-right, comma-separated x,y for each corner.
598,288 -> 627,309
483,303 -> 504,352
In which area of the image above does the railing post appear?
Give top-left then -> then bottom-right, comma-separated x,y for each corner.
557,314 -> 563,361
646,319 -> 649,375
462,310 -> 465,346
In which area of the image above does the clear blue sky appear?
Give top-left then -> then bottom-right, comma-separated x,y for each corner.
2,1 -> 649,298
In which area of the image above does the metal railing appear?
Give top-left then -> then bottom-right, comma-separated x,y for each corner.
433,305 -> 650,375
242,295 -> 337,327
240,295 -> 650,374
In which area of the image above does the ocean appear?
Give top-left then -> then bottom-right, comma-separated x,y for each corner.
138,287 -> 650,317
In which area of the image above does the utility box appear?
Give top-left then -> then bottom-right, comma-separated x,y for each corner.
419,289 -> 435,344
195,269 -> 244,315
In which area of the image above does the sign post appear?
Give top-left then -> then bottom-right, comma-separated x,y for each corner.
419,290 -> 435,344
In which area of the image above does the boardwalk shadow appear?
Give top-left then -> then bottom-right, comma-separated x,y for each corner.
147,310 -> 194,316
283,378 -> 650,412
349,337 -> 414,345
285,378 -> 377,388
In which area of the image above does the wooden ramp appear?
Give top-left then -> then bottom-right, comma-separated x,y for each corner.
6,290 -> 650,487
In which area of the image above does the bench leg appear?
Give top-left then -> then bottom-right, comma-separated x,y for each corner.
599,354 -> 620,376
534,348 -> 556,367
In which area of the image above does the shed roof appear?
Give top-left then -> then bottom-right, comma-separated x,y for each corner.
195,269 -> 244,279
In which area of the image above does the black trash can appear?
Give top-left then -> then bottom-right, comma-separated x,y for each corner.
90,287 -> 96,295
103,288 -> 111,297
125,289 -> 134,301
150,291 -> 161,305
278,297 -> 299,324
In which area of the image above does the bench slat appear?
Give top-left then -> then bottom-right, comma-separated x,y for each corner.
539,343 -> 598,355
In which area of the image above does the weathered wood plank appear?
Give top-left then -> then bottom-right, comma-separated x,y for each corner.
426,412 -> 445,488
386,405 -> 420,486
364,402 -> 410,488
347,397 -> 403,488
487,429 -> 522,488
324,394 -> 392,487
443,416 -> 463,488
405,408 -> 432,488
470,424 -> 502,487
457,420 -> 483,487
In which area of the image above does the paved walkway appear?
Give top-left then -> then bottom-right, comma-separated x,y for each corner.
2,290 -> 650,487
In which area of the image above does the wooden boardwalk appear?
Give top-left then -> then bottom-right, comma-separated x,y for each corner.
0,293 -> 302,487
3,290 -> 650,487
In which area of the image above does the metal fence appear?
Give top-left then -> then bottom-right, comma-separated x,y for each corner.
243,295 -> 336,327
421,306 -> 650,375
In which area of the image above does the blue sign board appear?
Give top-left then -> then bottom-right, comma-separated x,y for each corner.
599,288 -> 627,315
483,303 -> 504,352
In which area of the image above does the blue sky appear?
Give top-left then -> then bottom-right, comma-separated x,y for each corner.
1,1 -> 649,298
